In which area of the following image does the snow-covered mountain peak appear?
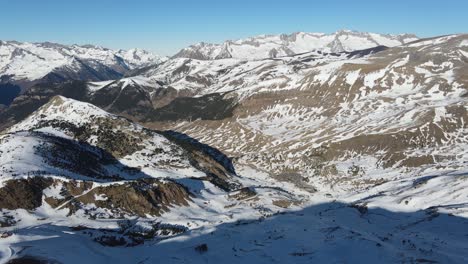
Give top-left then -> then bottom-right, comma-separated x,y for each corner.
88,76 -> 159,92
117,48 -> 168,68
0,40 -> 165,84
173,30 -> 419,60
9,96 -> 115,133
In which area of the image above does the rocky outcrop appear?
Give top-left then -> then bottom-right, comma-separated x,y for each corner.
0,177 -> 53,210
0,177 -> 191,218
67,179 -> 191,217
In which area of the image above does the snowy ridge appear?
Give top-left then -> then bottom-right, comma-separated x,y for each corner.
4,96 -> 209,181
87,76 -> 161,92
173,30 -> 418,60
116,48 -> 167,69
141,49 -> 352,97
0,41 -> 165,83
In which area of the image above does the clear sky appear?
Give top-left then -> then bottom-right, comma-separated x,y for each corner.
1,0 -> 467,55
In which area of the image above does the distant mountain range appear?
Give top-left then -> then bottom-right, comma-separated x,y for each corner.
0,41 -> 166,82
0,30 -> 418,106
173,30 -> 418,60
0,41 -> 166,105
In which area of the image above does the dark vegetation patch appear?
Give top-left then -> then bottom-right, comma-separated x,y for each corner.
0,81 -> 238,131
34,118 -> 146,158
146,92 -> 237,122
273,170 -> 316,192
346,45 -> 388,58
228,187 -> 257,201
118,220 -> 187,243
0,213 -> 17,227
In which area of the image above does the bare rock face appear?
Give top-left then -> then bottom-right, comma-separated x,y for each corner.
68,179 -> 191,217
0,178 -> 53,210
0,177 -> 191,218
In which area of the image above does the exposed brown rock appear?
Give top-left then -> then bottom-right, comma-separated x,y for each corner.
0,178 -> 53,210
69,179 -> 192,217
0,177 -> 191,218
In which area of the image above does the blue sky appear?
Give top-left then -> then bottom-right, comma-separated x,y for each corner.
1,0 -> 467,55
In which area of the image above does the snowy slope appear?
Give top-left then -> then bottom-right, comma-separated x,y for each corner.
2,200 -> 467,264
0,96 -> 309,263
4,96 -> 227,183
135,34 -> 468,221
173,30 -> 418,60
141,49 -> 354,97
140,35 -> 468,193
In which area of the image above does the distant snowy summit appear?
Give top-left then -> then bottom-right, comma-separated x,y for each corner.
0,31 -> 418,84
173,30 -> 419,60
0,40 -> 166,84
